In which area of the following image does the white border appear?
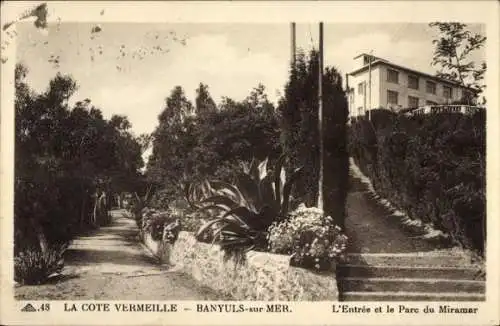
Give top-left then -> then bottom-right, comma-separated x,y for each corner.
1,1 -> 499,325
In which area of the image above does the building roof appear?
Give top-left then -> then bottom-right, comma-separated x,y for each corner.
348,54 -> 475,90
353,53 -> 389,63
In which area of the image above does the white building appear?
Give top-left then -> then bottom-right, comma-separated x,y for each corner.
346,53 -> 477,117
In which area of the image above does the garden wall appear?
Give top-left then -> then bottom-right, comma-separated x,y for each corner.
348,109 -> 486,254
143,231 -> 338,301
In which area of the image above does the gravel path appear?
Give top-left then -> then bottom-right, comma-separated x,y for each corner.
345,176 -> 444,253
15,210 -> 228,300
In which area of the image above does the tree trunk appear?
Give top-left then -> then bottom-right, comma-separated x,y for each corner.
80,194 -> 87,228
30,217 -> 48,254
92,192 -> 99,227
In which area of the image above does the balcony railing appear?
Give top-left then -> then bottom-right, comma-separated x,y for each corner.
405,105 -> 482,116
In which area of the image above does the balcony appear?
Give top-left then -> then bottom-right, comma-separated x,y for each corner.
405,105 -> 483,116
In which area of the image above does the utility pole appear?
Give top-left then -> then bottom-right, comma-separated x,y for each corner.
368,50 -> 373,120
345,73 -> 350,117
317,22 -> 324,210
291,22 -> 296,67
363,82 -> 367,117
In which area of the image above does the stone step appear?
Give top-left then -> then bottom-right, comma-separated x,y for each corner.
343,253 -> 474,267
338,264 -> 484,280
342,291 -> 485,301
338,277 -> 485,293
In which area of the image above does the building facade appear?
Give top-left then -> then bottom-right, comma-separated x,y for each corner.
346,53 -> 475,117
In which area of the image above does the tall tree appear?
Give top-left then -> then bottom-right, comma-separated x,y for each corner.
109,114 -> 132,131
148,86 -> 196,199
195,83 -> 217,116
158,86 -> 194,126
146,84 -> 281,208
14,64 -> 144,253
137,133 -> 153,155
244,83 -> 275,117
429,22 -> 486,101
278,49 -> 348,228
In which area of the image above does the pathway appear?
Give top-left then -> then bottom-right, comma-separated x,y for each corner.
340,174 -> 485,301
345,175 -> 445,253
15,210 -> 227,300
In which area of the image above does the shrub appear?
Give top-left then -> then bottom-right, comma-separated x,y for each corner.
181,211 -> 207,233
348,110 -> 485,254
191,155 -> 304,256
130,189 -> 154,229
141,208 -> 181,242
267,204 -> 348,271
14,244 -> 68,285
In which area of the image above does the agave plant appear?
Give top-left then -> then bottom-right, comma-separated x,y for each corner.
187,155 -> 304,254
14,243 -> 68,285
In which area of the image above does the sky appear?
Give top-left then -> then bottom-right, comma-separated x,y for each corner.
14,21 -> 485,137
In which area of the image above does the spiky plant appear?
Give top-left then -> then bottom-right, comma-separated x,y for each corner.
14,243 -> 68,285
188,155 -> 304,255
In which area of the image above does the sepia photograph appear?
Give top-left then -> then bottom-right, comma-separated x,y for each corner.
1,1 -> 498,325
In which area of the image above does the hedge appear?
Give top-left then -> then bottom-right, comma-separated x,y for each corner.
348,109 -> 486,254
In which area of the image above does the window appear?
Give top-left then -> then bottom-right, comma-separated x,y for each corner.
443,85 -> 452,99
358,82 -> 364,95
426,100 -> 438,105
408,96 -> 419,108
387,69 -> 399,83
408,75 -> 419,89
462,89 -> 475,104
426,81 -> 436,94
387,90 -> 398,105
464,89 -> 473,98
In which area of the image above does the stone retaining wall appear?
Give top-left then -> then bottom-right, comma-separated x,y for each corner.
142,232 -> 171,264
143,231 -> 338,301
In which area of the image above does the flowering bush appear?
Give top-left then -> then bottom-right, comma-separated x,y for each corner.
267,204 -> 348,271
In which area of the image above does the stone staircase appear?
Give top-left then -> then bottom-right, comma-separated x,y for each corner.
338,252 -> 485,301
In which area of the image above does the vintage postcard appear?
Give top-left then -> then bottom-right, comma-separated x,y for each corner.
1,1 -> 499,325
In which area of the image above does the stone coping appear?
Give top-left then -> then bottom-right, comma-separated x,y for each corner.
142,231 -> 338,301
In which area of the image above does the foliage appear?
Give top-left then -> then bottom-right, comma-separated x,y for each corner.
278,49 -> 349,228
14,244 -> 67,285
146,84 -> 281,206
130,185 -> 154,228
15,64 -> 144,254
429,22 -> 486,100
190,156 -> 304,255
348,109 -> 486,254
267,204 -> 348,271
195,83 -> 217,116
181,211 -> 208,233
141,208 -> 181,242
